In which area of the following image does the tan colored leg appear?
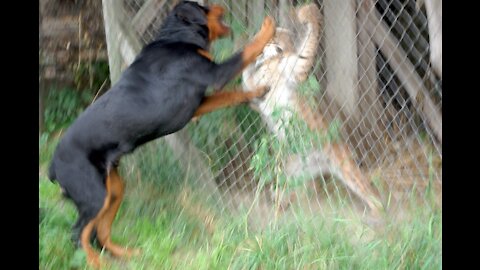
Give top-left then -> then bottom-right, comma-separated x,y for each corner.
81,214 -> 105,268
96,168 -> 140,257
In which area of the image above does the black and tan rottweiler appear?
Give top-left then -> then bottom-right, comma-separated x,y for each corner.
48,1 -> 275,267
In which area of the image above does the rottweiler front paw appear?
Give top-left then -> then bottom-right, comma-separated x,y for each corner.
256,16 -> 276,44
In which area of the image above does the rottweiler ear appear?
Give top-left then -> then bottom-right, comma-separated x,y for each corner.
175,6 -> 207,26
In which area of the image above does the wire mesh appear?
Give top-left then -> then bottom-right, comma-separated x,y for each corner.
111,0 -> 441,231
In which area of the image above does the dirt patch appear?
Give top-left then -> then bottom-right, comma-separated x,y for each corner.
40,0 -> 107,83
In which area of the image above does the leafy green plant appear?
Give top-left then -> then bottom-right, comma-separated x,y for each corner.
297,74 -> 322,108
43,87 -> 95,135
42,59 -> 110,136
73,60 -> 110,92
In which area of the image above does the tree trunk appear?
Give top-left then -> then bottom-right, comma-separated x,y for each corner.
102,0 -> 123,83
232,0 -> 248,28
249,0 -> 265,30
164,130 -> 223,204
424,0 -> 442,78
265,0 -> 279,21
278,0 -> 290,28
324,0 -> 359,119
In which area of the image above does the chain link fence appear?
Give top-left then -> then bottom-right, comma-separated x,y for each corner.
103,0 -> 441,231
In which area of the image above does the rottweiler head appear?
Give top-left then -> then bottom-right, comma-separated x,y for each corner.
172,1 -> 230,42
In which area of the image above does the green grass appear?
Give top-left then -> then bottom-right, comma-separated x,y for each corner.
40,135 -> 442,270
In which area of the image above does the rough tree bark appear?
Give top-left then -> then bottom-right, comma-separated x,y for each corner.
249,0 -> 265,30
424,0 -> 442,79
324,0 -> 359,118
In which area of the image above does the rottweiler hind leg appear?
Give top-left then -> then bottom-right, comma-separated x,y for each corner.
96,167 -> 140,258
56,158 -> 108,268
79,187 -> 110,268
72,215 -> 90,247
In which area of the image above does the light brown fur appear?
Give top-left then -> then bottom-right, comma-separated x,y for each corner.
242,4 -> 382,214
242,4 -> 323,135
